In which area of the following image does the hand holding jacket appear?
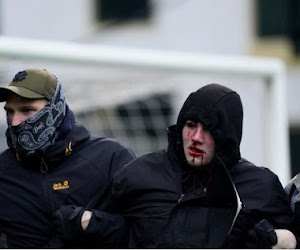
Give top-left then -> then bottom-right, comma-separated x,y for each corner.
52,204 -> 128,248
245,219 -> 277,248
53,205 -> 86,243
246,219 -> 296,249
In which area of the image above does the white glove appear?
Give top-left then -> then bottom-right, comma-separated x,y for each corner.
272,229 -> 296,249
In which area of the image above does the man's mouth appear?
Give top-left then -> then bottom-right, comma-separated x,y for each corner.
188,147 -> 204,157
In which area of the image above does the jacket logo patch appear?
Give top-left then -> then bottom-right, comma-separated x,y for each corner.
53,180 -> 69,190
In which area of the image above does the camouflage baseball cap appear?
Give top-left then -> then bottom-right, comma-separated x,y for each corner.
0,68 -> 57,102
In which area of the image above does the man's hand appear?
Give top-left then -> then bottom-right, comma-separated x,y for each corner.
81,210 -> 92,231
246,219 -> 297,249
53,205 -> 86,242
272,229 -> 296,249
246,219 -> 278,248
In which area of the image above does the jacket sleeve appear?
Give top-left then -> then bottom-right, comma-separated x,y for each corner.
106,144 -> 135,178
225,166 -> 294,248
257,172 -> 294,228
83,165 -> 132,248
49,175 -> 130,248
83,209 -> 129,248
80,145 -> 135,247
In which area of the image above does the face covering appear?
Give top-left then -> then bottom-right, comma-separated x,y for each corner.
7,82 -> 66,160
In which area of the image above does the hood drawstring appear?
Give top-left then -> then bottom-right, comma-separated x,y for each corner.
179,168 -> 209,195
16,152 -> 21,161
65,141 -> 72,156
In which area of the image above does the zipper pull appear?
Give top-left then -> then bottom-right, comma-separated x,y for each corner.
40,157 -> 48,173
178,194 -> 185,203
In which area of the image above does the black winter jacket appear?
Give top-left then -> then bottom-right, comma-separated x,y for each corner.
94,84 -> 293,248
96,126 -> 293,248
0,112 -> 135,248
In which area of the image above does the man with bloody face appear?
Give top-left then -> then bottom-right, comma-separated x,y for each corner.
182,120 -> 215,167
54,83 -> 295,248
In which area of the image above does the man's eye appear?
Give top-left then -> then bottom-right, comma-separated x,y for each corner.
23,109 -> 33,113
186,121 -> 196,127
4,109 -> 13,116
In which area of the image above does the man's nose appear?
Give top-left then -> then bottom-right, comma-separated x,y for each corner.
192,127 -> 204,143
10,114 -> 24,126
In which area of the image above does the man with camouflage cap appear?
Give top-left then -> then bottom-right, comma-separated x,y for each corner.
0,68 -> 135,248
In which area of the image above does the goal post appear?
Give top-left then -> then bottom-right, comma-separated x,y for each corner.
0,36 -> 290,185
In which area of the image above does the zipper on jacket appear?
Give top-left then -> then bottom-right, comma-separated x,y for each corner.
40,157 -> 48,173
178,194 -> 185,203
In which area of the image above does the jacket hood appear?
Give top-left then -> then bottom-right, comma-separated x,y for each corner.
176,83 -> 243,167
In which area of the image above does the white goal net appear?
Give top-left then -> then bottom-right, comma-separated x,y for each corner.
0,36 -> 291,185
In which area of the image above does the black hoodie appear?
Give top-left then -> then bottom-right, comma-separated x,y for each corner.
174,83 -> 294,247
94,83 -> 293,248
176,83 -> 242,168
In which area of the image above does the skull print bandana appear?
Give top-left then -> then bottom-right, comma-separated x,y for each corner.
7,82 -> 66,160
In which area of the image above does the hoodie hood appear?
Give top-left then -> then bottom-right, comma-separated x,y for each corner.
176,83 -> 243,167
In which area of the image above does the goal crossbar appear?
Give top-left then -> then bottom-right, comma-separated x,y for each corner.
0,36 -> 290,185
